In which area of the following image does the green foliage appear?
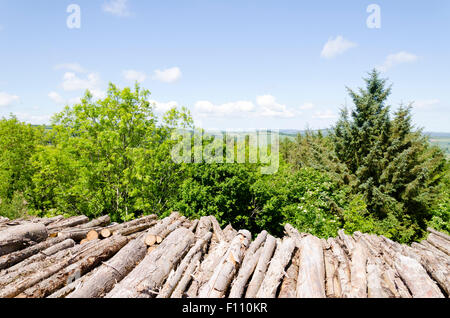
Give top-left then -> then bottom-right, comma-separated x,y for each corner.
0,74 -> 447,244
28,84 -> 193,221
0,192 -> 29,220
0,116 -> 44,200
331,70 -> 447,242
252,165 -> 347,238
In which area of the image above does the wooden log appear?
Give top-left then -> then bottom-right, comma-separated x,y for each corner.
143,213 -> 180,246
323,241 -> 341,298
67,235 -> 148,298
347,240 -> 368,298
58,227 -> 101,241
171,251 -> 203,298
86,230 -> 99,241
0,240 -> 99,297
394,253 -> 444,298
245,234 -> 277,298
33,215 -> 65,226
229,231 -> 268,298
77,215 -> 110,229
48,266 -> 99,298
366,256 -> 390,298
188,219 -> 199,233
46,216 -> 89,234
337,229 -> 355,255
256,237 -> 295,298
104,215 -> 157,235
0,223 -> 48,256
411,245 -> 450,295
198,230 -> 251,298
115,221 -> 157,237
100,228 -> 112,239
223,224 -> 237,242
157,232 -> 212,298
1,239 -> 75,276
186,240 -> 230,298
296,235 -> 326,298
427,227 -> 450,242
18,235 -> 128,298
209,216 -> 226,243
0,236 -> 67,270
194,216 -> 212,238
158,216 -> 186,239
329,238 -> 351,297
279,249 -> 301,298
364,234 -> 411,298
106,227 -> 195,298
284,224 -> 305,247
418,240 -> 450,260
426,233 -> 450,256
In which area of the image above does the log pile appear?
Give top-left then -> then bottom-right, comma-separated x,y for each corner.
0,213 -> 448,298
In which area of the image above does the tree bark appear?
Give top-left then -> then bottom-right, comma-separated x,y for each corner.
186,240 -> 230,298
18,235 -> 128,298
171,251 -> 203,298
426,233 -> 450,256
0,223 -> 48,256
67,235 -> 147,298
198,230 -> 251,298
245,234 -> 277,298
393,253 -> 444,298
347,240 -> 368,298
106,227 -> 195,298
279,249 -> 301,298
256,237 -> 295,298
46,216 -> 89,234
0,236 -> 67,270
296,235 -> 326,298
157,232 -> 212,298
228,231 -> 268,298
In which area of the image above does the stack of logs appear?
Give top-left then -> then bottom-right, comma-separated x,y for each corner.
0,213 -> 448,298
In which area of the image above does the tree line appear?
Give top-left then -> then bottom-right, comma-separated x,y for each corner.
0,70 -> 448,243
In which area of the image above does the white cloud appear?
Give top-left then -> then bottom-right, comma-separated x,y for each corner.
194,95 -> 297,119
377,51 -> 418,72
414,99 -> 440,109
313,110 -> 337,119
13,112 -> 51,125
321,35 -> 357,59
102,0 -> 130,17
153,67 -> 182,83
256,95 -> 295,118
48,91 -> 65,104
0,92 -> 20,107
123,70 -> 147,83
195,100 -> 255,117
54,63 -> 87,73
149,100 -> 179,113
61,72 -> 105,99
299,102 -> 315,110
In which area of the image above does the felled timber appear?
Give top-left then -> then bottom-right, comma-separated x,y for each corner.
245,234 -> 277,298
198,230 -> 251,298
0,223 -> 48,256
228,231 -> 267,298
67,235 -> 148,298
0,213 -> 448,299
106,227 -> 194,298
158,232 -> 212,298
256,237 -> 296,298
296,235 -> 326,298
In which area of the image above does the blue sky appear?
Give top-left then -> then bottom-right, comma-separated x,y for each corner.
0,0 -> 449,131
